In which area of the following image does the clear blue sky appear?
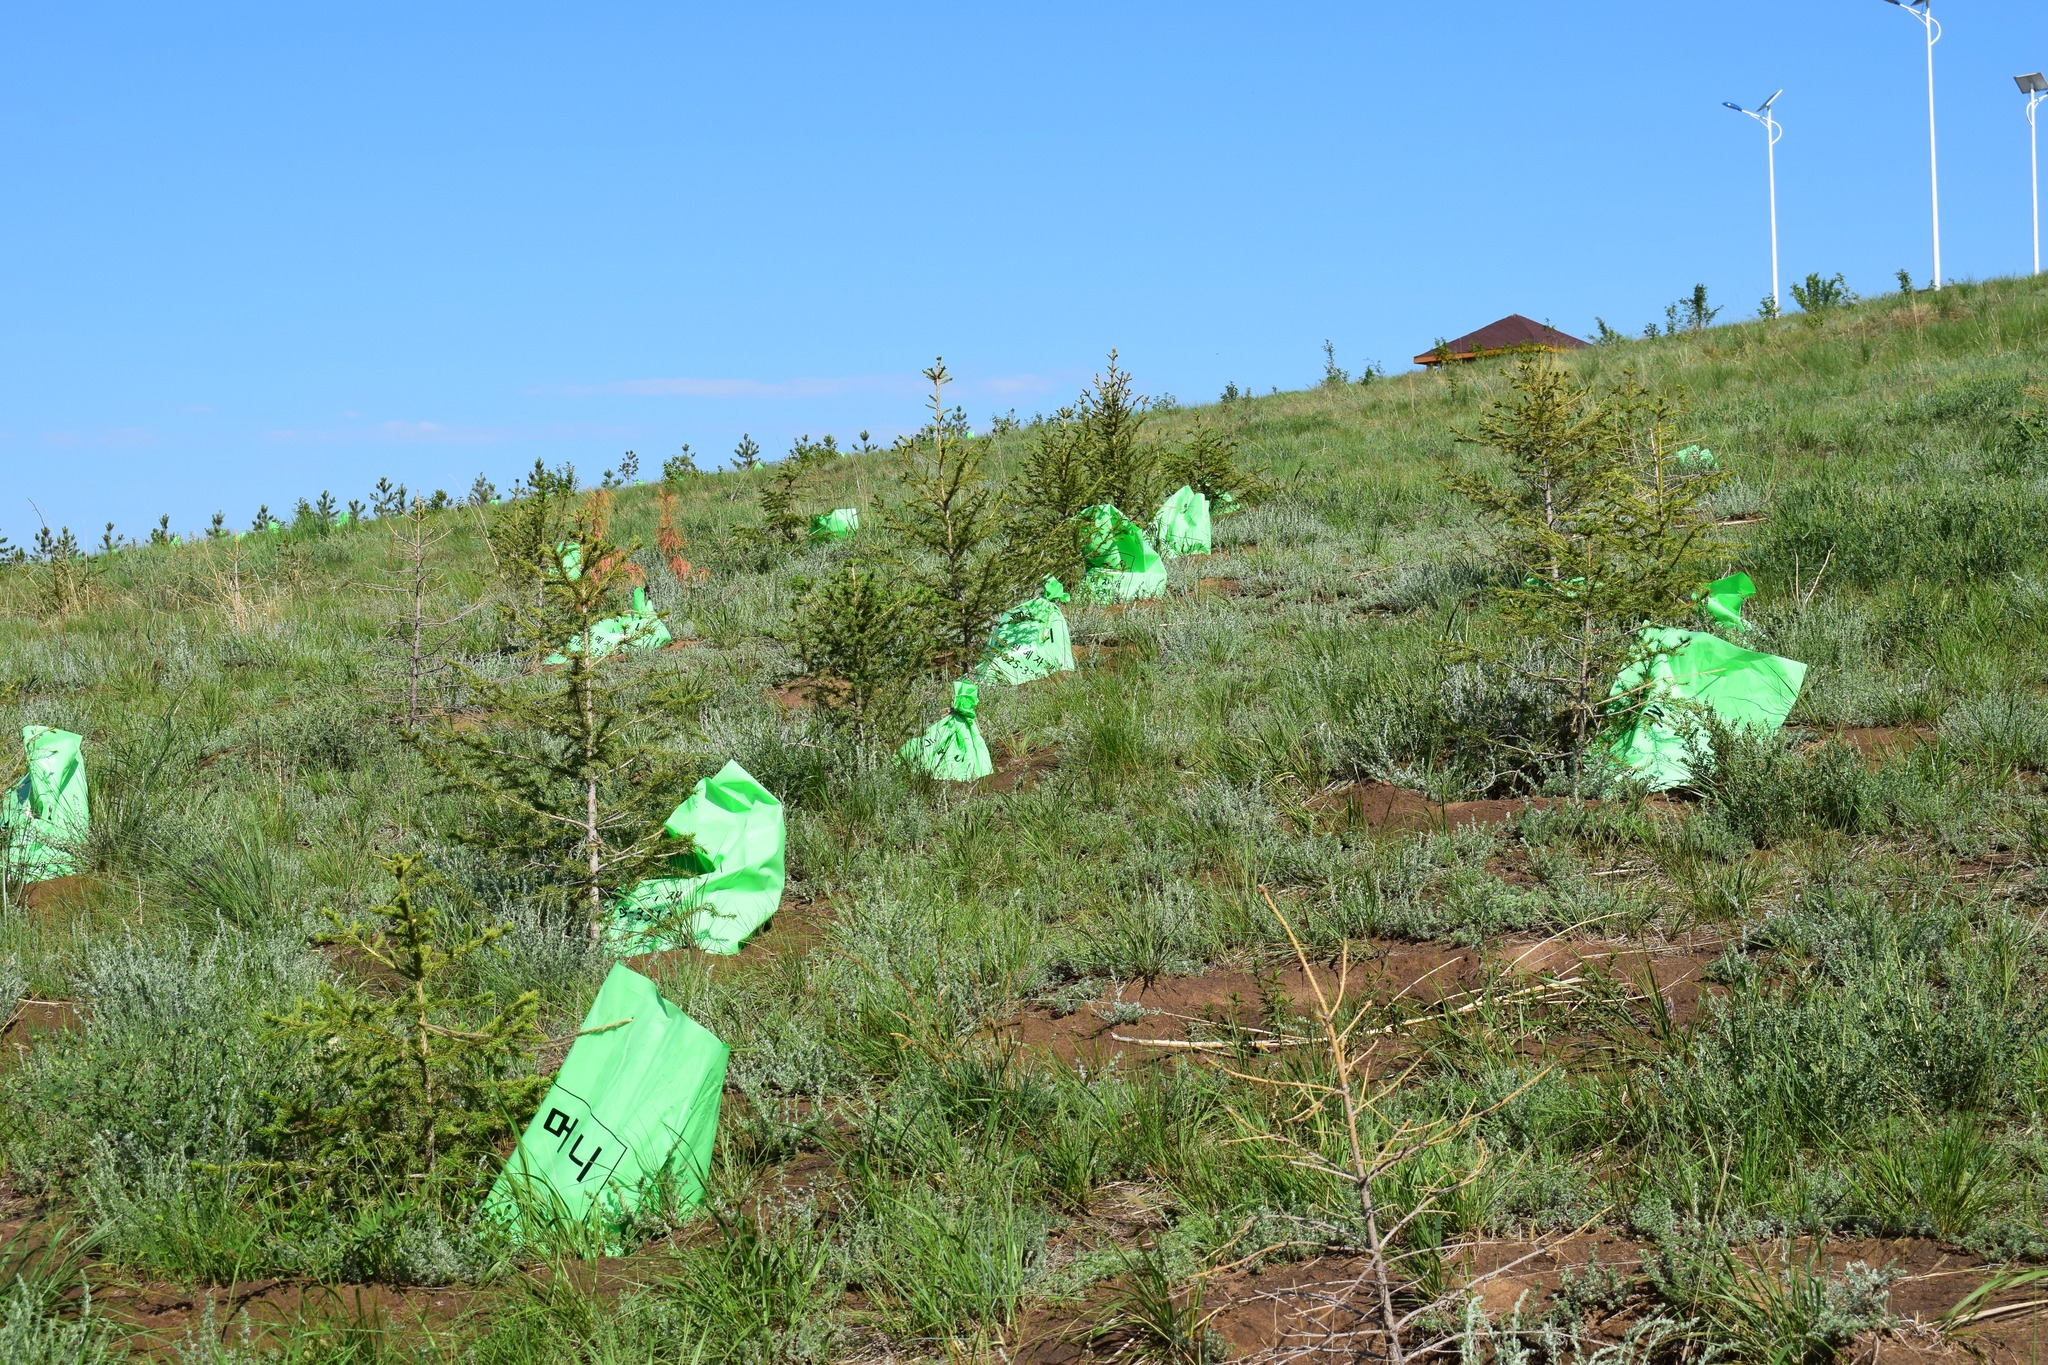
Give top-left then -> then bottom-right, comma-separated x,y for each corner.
7,2 -> 2048,536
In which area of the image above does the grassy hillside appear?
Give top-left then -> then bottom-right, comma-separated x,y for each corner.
5,277 -> 2048,1363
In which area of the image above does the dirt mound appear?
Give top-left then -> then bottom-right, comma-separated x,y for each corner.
1310,781 -> 1574,834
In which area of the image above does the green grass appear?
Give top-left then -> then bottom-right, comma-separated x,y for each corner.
5,277 -> 2048,1362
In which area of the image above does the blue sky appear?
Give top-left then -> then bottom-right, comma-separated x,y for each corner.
6,2 -> 2048,536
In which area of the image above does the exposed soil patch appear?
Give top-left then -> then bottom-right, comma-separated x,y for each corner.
980,744 -> 1060,794
1007,936 -> 1716,1067
1797,725 -> 1937,756
628,893 -> 835,986
100,1279 -> 476,1357
1018,1234 -> 2043,1365
1,998 -> 81,1071
20,874 -> 96,916
1310,781 -> 1574,834
1195,576 -> 1243,597
1072,640 -> 1139,667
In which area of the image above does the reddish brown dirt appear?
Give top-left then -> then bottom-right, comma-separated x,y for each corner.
627,893 -> 835,986
981,745 -> 1060,794
1017,1235 -> 2045,1365
1071,641 -> 1138,667
20,874 -> 96,916
97,1280 -> 474,1356
1005,936 -> 1717,1067
0,998 -> 81,1072
1798,725 -> 1937,756
1309,781 -> 1575,834
1195,576 -> 1243,597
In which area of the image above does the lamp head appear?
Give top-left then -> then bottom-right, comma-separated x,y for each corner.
1722,101 -> 1744,112
2018,72 -> 2048,95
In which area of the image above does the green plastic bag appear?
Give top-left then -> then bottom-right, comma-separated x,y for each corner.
1697,572 -> 1757,632
1,727 -> 88,882
1080,504 -> 1169,602
545,588 -> 673,664
1606,627 -> 1807,790
556,542 -> 584,580
809,508 -> 859,542
1674,445 -> 1719,471
611,760 -> 786,954
1154,485 -> 1212,558
484,963 -> 727,1246
979,578 -> 1076,685
900,680 -> 995,782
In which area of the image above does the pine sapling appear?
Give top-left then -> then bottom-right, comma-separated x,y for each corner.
885,358 -> 1053,674
1445,358 -> 1723,778
1078,350 -> 1157,515
789,562 -> 933,739
1161,419 -> 1266,507
427,500 -> 701,932
262,855 -> 546,1190
373,499 -> 481,731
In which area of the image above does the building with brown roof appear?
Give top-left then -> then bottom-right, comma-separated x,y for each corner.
1414,314 -> 1589,368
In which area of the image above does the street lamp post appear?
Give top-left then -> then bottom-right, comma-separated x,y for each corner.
2017,73 -> 2048,275
1883,0 -> 1942,289
1723,91 -> 1784,312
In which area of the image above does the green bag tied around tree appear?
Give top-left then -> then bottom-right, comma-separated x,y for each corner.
900,680 -> 994,782
1079,504 -> 1169,602
483,962 -> 727,1247
555,542 -> 583,580
1,727 -> 88,882
1696,572 -> 1757,632
978,577 -> 1076,685
809,507 -> 859,542
1154,484 -> 1213,558
545,587 -> 673,664
610,760 -> 786,954
1605,627 -> 1807,790
1674,445 -> 1719,471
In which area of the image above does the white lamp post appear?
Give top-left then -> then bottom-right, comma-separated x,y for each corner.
2017,73 -> 2048,275
1723,91 -> 1784,312
1882,0 -> 1942,290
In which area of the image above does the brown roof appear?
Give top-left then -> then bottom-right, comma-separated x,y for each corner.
1414,313 -> 1589,366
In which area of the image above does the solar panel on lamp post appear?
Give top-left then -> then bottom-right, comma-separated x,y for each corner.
1723,92 -> 1784,313
2017,73 -> 2048,275
1882,0 -> 1942,290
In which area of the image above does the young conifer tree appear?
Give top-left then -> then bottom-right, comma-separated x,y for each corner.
789,563 -> 932,740
261,855 -> 545,1189
1446,358 -> 1723,773
487,459 -> 578,608
1078,350 -> 1157,514
1160,418 -> 1266,506
427,497 -> 701,933
374,499 -> 479,732
748,446 -> 814,546
885,358 -> 1052,675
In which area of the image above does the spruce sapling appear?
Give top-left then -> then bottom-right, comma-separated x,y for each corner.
885,358 -> 1052,674
1078,350 -> 1157,515
789,563 -> 932,740
261,854 -> 546,1192
1445,358 -> 1723,779
427,498 -> 702,933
